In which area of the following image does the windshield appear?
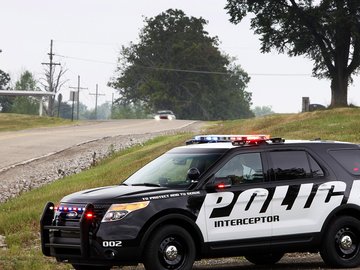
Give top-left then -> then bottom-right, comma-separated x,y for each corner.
124,152 -> 222,188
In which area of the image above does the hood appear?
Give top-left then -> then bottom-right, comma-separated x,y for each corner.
61,185 -> 169,204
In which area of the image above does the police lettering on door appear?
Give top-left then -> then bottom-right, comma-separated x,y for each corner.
196,180 -> 360,242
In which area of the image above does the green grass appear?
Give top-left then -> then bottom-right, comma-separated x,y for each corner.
0,113 -> 73,132
0,108 -> 360,269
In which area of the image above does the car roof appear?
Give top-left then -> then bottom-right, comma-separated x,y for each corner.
174,139 -> 357,151
157,110 -> 174,114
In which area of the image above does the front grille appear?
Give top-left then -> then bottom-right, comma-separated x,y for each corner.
54,203 -> 109,226
40,202 -> 110,258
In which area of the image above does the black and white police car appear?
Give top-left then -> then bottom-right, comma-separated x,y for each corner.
41,134 -> 360,270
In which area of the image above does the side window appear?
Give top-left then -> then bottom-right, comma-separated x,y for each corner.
329,149 -> 360,175
214,153 -> 264,185
269,151 -> 324,181
308,154 -> 325,177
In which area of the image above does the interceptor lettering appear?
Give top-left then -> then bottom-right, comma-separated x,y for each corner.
214,215 -> 280,228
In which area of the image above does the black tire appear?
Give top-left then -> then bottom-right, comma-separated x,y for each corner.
72,264 -> 111,270
320,216 -> 360,268
143,225 -> 196,270
245,252 -> 284,265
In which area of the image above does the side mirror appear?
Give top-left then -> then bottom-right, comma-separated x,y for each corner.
206,177 -> 232,191
187,167 -> 201,181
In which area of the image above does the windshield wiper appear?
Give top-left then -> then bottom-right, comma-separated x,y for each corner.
132,183 -> 161,187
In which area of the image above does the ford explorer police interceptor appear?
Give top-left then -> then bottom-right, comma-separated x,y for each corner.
41,135 -> 360,270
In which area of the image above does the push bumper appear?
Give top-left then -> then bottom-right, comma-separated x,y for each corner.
40,202 -> 139,266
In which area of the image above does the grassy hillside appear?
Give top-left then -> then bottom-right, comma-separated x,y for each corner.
208,107 -> 360,143
0,113 -> 73,132
0,108 -> 359,269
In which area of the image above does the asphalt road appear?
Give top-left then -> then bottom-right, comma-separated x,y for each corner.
0,119 -> 196,172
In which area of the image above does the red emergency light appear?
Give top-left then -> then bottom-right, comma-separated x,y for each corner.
231,135 -> 270,145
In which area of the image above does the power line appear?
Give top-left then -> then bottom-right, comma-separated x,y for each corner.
54,53 -> 312,77
55,54 -> 116,65
248,73 -> 311,77
54,39 -> 119,46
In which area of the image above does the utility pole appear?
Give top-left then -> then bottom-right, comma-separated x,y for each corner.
69,75 -> 87,120
89,84 -> 105,120
41,39 -> 60,116
70,91 -> 76,121
111,93 -> 114,119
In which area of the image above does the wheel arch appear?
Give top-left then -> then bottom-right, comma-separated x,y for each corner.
321,204 -> 360,239
138,209 -> 204,259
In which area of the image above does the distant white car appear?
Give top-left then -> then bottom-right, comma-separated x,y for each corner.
154,110 -> 176,120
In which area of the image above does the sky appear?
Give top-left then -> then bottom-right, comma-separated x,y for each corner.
1,0 -> 360,114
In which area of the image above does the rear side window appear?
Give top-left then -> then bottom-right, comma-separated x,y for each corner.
329,149 -> 360,175
269,151 -> 324,181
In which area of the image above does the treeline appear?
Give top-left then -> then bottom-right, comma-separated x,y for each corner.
0,70 -> 113,119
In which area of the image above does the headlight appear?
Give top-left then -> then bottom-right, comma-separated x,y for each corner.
155,115 -> 160,120
102,201 -> 150,222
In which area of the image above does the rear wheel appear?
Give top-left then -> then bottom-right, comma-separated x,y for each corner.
245,252 -> 284,265
72,264 -> 111,270
143,225 -> 196,270
320,216 -> 360,268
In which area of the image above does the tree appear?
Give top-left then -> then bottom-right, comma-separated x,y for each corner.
0,69 -> 12,112
57,101 -> 90,120
97,102 -> 112,120
225,0 -> 360,107
109,9 -> 253,120
112,101 -> 149,119
40,64 -> 67,117
11,71 -> 39,115
0,70 -> 10,90
252,105 -> 275,117
15,70 -> 37,90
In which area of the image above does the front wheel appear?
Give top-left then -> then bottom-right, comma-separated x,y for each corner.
245,252 -> 284,265
143,225 -> 196,270
320,216 -> 360,268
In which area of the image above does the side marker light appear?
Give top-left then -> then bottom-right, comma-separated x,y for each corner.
217,184 -> 226,189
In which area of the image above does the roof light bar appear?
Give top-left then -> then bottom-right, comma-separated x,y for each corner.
187,135 -> 239,145
186,134 -> 275,145
231,135 -> 271,145
186,134 -> 285,145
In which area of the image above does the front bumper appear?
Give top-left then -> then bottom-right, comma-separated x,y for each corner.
40,202 -> 140,266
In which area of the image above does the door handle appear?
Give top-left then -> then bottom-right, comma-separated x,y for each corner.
254,190 -> 267,197
318,184 -> 333,191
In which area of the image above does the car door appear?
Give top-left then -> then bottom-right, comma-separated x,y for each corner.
266,149 -> 346,237
197,151 -> 273,243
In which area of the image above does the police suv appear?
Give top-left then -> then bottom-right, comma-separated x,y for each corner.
41,135 -> 360,269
